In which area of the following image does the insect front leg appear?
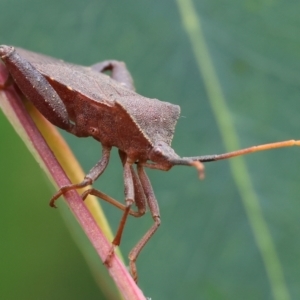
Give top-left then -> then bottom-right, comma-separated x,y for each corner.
91,60 -> 135,91
128,164 -> 161,283
50,146 -> 111,207
81,150 -> 146,218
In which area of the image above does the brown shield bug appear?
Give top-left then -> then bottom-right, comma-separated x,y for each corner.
0,45 -> 299,282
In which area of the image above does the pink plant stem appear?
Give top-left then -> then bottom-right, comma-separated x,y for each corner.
0,64 -> 146,300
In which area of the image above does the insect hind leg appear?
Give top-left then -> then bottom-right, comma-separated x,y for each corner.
91,60 -> 135,91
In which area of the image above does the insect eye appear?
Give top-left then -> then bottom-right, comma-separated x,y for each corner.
154,147 -> 163,155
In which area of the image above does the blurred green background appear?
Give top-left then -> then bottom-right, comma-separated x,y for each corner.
1,1 -> 300,299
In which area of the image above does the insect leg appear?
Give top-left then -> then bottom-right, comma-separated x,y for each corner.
102,157 -> 139,267
128,164 -> 161,283
82,187 -> 145,217
81,152 -> 146,218
118,150 -> 146,215
49,146 -> 111,207
81,152 -> 146,268
90,60 -> 135,91
81,172 -> 146,218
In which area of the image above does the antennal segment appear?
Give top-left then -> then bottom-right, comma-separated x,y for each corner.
183,140 -> 300,163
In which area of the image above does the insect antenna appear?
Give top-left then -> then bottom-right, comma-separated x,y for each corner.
183,139 -> 300,163
169,139 -> 300,178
